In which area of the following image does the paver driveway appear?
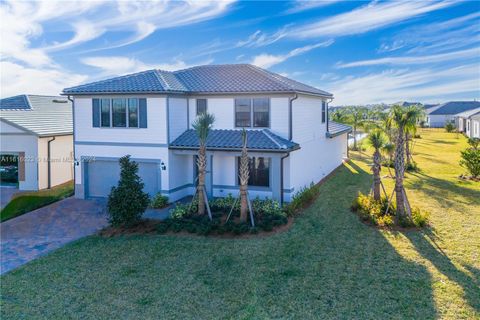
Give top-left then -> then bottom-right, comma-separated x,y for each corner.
1,197 -> 108,274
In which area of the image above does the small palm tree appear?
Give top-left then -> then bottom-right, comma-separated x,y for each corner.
346,106 -> 366,150
390,105 -> 420,219
238,129 -> 249,223
367,130 -> 387,201
382,142 -> 395,176
192,112 -> 215,216
404,105 -> 424,166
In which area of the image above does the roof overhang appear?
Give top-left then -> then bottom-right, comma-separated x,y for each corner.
168,145 -> 300,153
326,128 -> 352,138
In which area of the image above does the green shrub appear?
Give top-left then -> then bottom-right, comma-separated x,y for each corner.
460,138 -> 480,178
352,192 -> 428,228
445,122 -> 455,133
169,203 -> 190,219
150,194 -> 169,209
406,161 -> 419,172
107,155 -> 150,227
285,182 -> 320,215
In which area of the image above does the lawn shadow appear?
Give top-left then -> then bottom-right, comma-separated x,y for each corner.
253,159 -> 439,318
408,171 -> 480,210
404,229 -> 480,313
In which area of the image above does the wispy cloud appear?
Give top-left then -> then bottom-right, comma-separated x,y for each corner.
291,1 -> 456,38
236,27 -> 290,48
378,11 -> 480,54
337,47 -> 480,68
285,0 -> 341,14
325,64 -> 480,105
81,56 -> 212,78
251,40 -> 334,68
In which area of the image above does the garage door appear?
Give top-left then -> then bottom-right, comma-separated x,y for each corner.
85,159 -> 160,198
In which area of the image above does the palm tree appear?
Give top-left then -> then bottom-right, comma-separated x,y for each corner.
367,130 -> 387,201
382,142 -> 395,177
238,129 -> 249,223
404,105 -> 424,167
390,105 -> 419,219
192,112 -> 215,216
346,106 -> 366,150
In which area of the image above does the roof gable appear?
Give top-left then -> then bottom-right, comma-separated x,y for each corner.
63,64 -> 332,97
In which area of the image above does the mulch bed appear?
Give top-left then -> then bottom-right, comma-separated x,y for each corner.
99,217 -> 295,239
458,174 -> 480,182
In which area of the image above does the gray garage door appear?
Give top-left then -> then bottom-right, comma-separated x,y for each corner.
85,159 -> 160,198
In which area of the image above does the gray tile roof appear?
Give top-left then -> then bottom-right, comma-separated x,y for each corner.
0,95 -> 72,136
63,64 -> 332,97
170,129 -> 300,152
429,101 -> 480,115
327,121 -> 352,138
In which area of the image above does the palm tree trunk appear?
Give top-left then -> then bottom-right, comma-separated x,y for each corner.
239,150 -> 249,223
373,149 -> 381,201
240,184 -> 248,222
395,125 -> 406,219
405,132 -> 411,166
197,146 -> 206,216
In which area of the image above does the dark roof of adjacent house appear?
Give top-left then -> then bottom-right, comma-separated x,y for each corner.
63,64 -> 332,97
327,121 -> 352,138
429,101 -> 480,115
0,95 -> 72,136
170,129 -> 300,152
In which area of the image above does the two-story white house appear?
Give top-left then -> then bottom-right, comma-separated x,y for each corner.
63,64 -> 350,204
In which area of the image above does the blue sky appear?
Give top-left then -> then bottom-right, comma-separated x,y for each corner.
1,0 -> 479,105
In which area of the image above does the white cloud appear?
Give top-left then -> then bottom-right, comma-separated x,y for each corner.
236,26 -> 289,48
0,61 -> 87,97
291,1 -> 456,38
251,40 -> 334,68
285,0 -> 341,14
324,64 -> 480,105
337,47 -> 480,68
81,56 -> 212,78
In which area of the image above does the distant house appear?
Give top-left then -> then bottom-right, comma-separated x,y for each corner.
62,64 -> 351,203
426,101 -> 480,128
469,112 -> 480,138
0,95 -> 73,190
455,108 -> 480,134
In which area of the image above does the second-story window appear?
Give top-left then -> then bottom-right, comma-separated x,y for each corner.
235,98 -> 251,127
112,98 -> 127,127
100,99 -> 110,127
321,101 -> 326,123
128,98 -> 138,127
235,98 -> 269,128
196,99 -> 207,115
253,98 -> 269,127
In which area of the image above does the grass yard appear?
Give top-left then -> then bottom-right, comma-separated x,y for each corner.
1,130 -> 478,319
0,181 -> 74,222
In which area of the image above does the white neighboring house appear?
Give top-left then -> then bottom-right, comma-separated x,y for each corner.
63,64 -> 351,204
426,101 -> 480,128
465,112 -> 480,138
0,95 -> 74,190
455,109 -> 480,136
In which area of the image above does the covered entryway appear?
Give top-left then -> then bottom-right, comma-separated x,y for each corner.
84,159 -> 161,198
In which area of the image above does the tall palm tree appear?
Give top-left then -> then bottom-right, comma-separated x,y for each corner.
346,106 -> 366,150
390,105 -> 419,219
238,129 -> 249,223
367,130 -> 387,201
192,112 -> 215,216
404,105 -> 424,166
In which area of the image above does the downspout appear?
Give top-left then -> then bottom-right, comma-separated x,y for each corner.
68,96 -> 76,192
325,97 -> 334,135
47,136 -> 56,189
288,94 -> 298,141
280,153 -> 290,206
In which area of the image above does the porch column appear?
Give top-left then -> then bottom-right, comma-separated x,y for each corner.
271,155 -> 281,202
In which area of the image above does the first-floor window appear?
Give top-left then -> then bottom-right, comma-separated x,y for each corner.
112,98 -> 127,127
238,156 -> 270,187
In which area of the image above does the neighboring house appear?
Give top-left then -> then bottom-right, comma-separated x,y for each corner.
426,101 -> 480,128
63,64 -> 351,204
455,108 -> 480,134
0,95 -> 73,190
469,113 -> 480,138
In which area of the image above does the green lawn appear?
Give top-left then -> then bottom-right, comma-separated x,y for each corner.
1,181 -> 74,222
1,130 -> 479,319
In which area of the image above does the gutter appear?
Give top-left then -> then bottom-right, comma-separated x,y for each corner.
47,136 -> 56,189
280,153 -> 290,206
289,93 -> 298,141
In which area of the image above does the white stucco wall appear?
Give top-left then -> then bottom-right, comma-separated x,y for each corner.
37,135 -> 73,189
0,120 -> 39,190
168,97 -> 188,142
472,119 -> 480,138
428,114 -> 454,128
